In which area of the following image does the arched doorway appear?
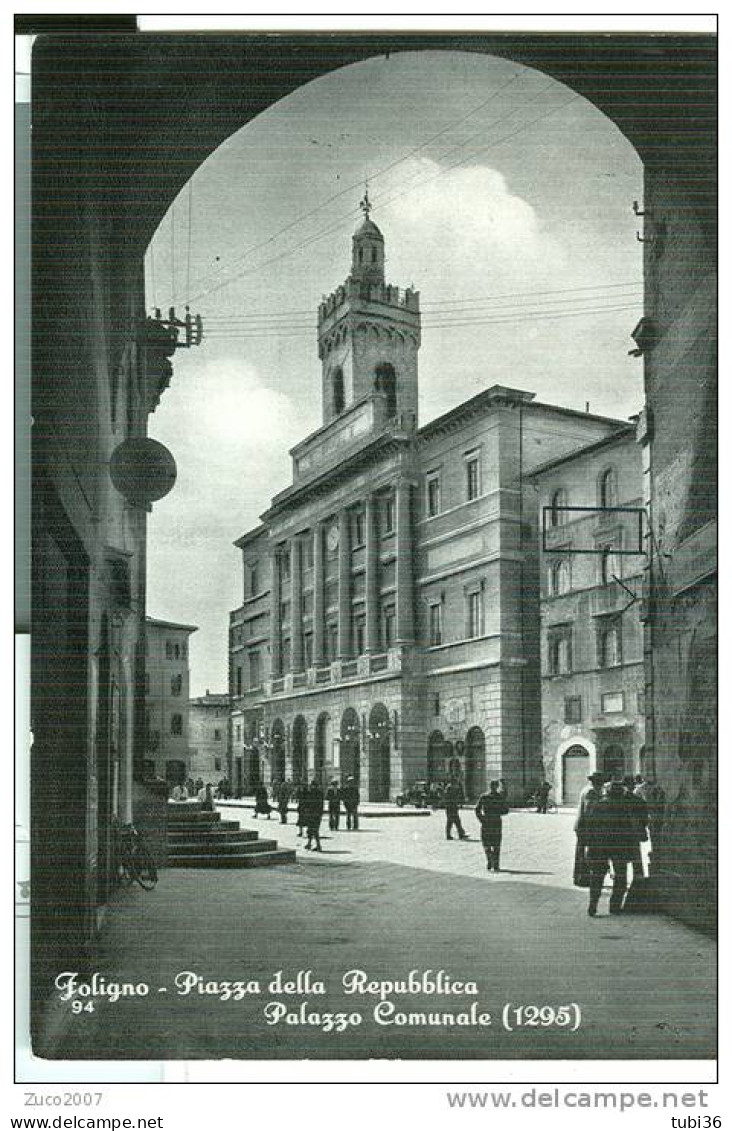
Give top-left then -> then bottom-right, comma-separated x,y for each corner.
340,707 -> 361,785
465,727 -> 486,800
315,713 -> 332,784
369,703 -> 391,801
248,749 -> 261,792
292,716 -> 308,786
563,745 -> 590,805
427,730 -> 446,784
166,759 -> 186,786
271,718 -> 286,782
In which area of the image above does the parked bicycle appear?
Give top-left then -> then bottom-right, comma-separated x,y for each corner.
115,822 -> 158,890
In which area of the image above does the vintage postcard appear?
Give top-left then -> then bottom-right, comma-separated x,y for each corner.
19,18 -> 717,1084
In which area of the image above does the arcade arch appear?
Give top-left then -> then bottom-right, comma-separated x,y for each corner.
368,703 -> 391,801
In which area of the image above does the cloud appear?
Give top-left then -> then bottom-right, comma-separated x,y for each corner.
384,159 -> 566,294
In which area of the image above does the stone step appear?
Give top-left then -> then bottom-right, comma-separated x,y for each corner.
168,810 -> 221,824
168,848 -> 296,868
169,838 -> 269,856
168,821 -> 241,835
167,828 -> 258,845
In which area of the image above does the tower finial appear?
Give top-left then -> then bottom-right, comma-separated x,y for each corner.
360,182 -> 372,219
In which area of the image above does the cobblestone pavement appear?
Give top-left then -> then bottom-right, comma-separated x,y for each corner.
50,807 -> 715,1064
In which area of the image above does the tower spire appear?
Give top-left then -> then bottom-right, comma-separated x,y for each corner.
359,182 -> 371,219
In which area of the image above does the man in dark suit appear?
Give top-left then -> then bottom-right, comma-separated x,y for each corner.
584,780 -> 639,916
475,780 -> 509,870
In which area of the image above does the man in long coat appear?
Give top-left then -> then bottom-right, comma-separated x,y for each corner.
584,780 -> 639,916
573,771 -> 605,886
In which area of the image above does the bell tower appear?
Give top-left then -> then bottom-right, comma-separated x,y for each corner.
317,192 -> 421,430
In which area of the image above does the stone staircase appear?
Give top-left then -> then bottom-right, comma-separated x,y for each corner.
167,803 -> 296,868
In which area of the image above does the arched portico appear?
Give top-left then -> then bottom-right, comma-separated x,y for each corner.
368,703 -> 391,801
340,708 -> 361,785
292,716 -> 308,787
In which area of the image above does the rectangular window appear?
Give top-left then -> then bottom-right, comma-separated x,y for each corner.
214,758 -> 222,773
637,689 -> 646,714
279,548 -> 291,583
280,601 -> 290,625
236,666 -> 242,696
214,728 -> 222,741
303,534 -> 314,570
383,494 -> 395,535
467,590 -> 483,639
174,643 -> 180,660
564,696 -> 582,724
548,627 -> 573,676
429,602 -> 443,647
165,641 -> 173,659
304,632 -> 313,668
250,564 -> 259,597
327,623 -> 339,663
181,643 -> 187,659
281,637 -> 291,673
235,724 -> 241,742
597,617 -> 622,668
171,674 -> 182,697
466,455 -> 480,501
352,510 -> 365,547
170,713 -> 182,736
353,615 -> 366,655
433,692 -> 440,717
383,606 -> 396,649
601,691 -> 625,714
426,474 -> 441,518
249,651 -> 261,689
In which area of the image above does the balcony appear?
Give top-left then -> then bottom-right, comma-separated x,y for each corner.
264,649 -> 404,698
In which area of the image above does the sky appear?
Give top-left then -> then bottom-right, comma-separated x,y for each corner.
144,49 -> 644,697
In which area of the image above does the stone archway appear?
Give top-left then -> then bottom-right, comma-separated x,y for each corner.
271,718 -> 286,782
315,713 -> 332,784
427,730 -> 446,784
340,707 -> 361,785
292,715 -> 308,787
465,726 -> 487,801
368,703 -> 391,801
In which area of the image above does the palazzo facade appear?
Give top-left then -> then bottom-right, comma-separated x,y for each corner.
229,210 -> 631,802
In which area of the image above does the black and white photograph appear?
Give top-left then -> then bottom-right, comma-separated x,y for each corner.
19,16 -> 718,1079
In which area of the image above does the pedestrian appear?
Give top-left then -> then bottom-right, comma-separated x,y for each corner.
305,780 -> 324,851
326,779 -> 341,831
271,778 -> 281,806
584,780 -> 639,916
535,780 -> 552,814
444,778 -> 469,841
475,780 -> 509,871
296,781 -> 308,837
573,771 -> 605,887
623,774 -> 649,887
171,782 -> 187,802
199,783 -> 215,812
278,780 -> 291,825
253,782 -> 272,819
195,778 -> 204,794
342,776 -> 360,831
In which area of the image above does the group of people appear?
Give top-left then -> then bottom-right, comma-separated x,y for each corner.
252,777 -> 361,851
170,777 -> 231,808
575,772 -> 666,917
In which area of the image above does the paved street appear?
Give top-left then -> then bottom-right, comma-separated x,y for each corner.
50,806 -> 715,1062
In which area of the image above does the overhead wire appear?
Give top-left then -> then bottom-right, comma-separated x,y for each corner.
182,68 -> 527,304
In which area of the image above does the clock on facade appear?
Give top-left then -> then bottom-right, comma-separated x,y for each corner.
327,524 -> 340,552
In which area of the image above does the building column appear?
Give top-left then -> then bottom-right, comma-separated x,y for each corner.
291,536 -> 303,673
396,479 -> 415,643
365,493 -> 379,652
270,545 -> 281,677
338,506 -> 352,658
313,522 -> 325,667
